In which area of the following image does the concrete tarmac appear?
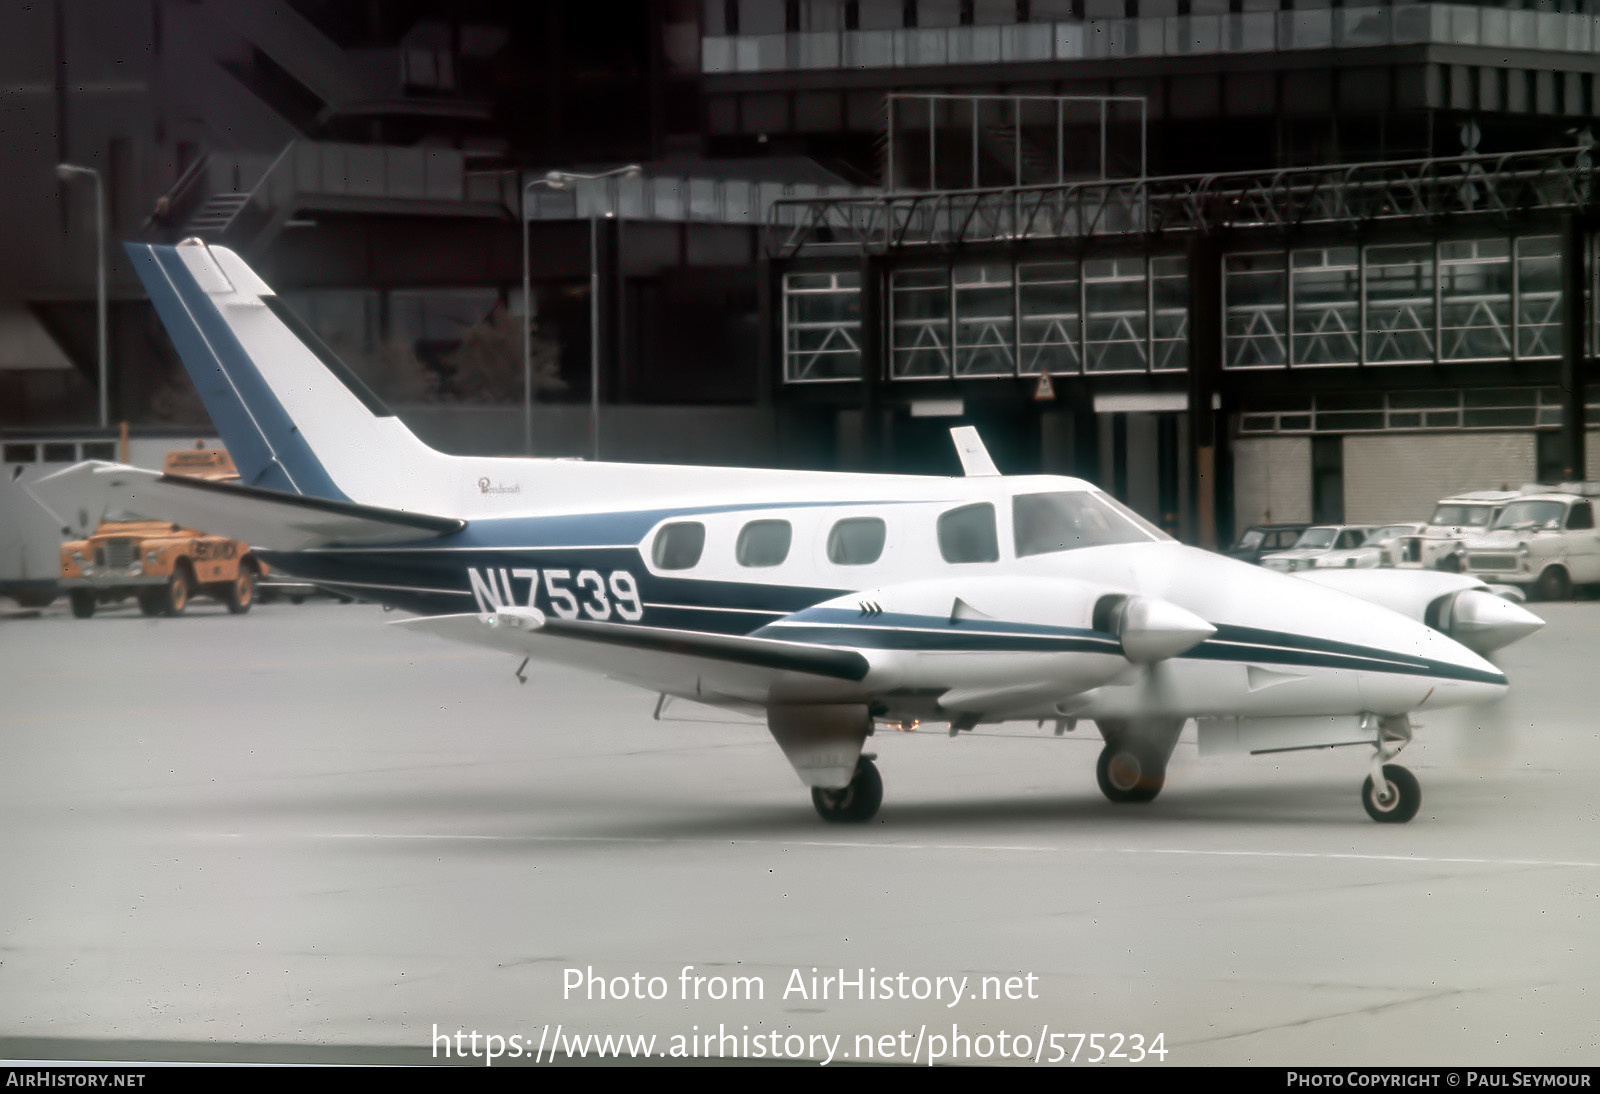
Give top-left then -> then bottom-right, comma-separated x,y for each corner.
2,597 -> 1598,1066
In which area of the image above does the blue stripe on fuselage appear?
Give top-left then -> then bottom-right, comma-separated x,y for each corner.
258,510 -> 1505,689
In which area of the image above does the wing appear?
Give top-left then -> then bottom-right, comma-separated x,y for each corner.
35,461 -> 463,549
393,610 -> 872,707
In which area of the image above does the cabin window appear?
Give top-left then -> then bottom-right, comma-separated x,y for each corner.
1569,502 -> 1593,530
827,517 -> 886,565
937,503 -> 999,564
652,521 -> 706,570
1012,490 -> 1165,557
736,519 -> 792,567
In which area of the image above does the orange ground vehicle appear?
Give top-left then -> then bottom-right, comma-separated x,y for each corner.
58,448 -> 263,618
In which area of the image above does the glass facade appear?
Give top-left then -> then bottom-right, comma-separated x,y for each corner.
1237,388 -> 1600,435
1223,236 -> 1567,371
783,233 -> 1596,384
706,3 -> 1600,74
886,255 -> 1187,381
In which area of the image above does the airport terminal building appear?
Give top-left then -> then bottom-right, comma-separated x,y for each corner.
3,0 -> 1599,550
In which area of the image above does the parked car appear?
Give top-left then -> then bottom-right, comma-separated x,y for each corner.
1391,490 -> 1521,570
1459,484 -> 1600,600
57,448 -> 264,618
1225,523 -> 1310,565
1363,522 -> 1427,567
1260,525 -> 1377,572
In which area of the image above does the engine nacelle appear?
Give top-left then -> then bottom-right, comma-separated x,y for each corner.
1291,568 -> 1543,655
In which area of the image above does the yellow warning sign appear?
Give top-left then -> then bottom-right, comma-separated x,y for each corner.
1032,371 -> 1056,401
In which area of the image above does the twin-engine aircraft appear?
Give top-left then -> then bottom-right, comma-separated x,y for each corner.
39,240 -> 1545,824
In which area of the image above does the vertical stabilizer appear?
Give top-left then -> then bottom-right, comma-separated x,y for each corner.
124,239 -> 444,506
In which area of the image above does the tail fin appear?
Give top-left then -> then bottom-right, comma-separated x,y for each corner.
124,239 -> 442,505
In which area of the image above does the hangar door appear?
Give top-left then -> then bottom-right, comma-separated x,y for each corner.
1341,433 -> 1536,524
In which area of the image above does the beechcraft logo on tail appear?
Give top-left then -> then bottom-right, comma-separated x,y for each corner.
477,477 -> 521,495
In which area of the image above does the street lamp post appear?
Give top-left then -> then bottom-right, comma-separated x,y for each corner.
56,163 -> 107,430
520,165 -> 642,460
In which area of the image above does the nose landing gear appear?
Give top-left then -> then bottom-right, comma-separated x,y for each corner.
1361,715 -> 1420,823
1362,764 -> 1421,823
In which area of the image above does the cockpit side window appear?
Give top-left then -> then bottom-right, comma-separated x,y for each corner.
937,503 -> 999,564
652,521 -> 706,570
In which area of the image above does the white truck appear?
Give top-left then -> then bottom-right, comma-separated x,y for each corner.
1458,484 -> 1600,600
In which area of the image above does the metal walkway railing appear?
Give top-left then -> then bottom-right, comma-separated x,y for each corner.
767,146 -> 1595,258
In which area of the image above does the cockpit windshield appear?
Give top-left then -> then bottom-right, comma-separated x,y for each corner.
1012,491 -> 1169,557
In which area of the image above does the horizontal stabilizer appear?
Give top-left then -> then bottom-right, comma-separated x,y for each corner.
35,461 -> 463,549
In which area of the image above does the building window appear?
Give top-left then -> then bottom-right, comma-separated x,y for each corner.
891,268 -> 953,378
1223,252 -> 1287,369
1290,247 -> 1359,366
1084,256 -> 1149,372
784,271 -> 862,382
1018,262 -> 1081,376
953,263 -> 1015,377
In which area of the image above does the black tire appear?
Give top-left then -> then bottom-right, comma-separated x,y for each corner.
163,564 -> 191,617
137,588 -> 164,616
1096,740 -> 1165,804
811,757 -> 883,823
290,594 -> 307,606
69,590 -> 96,619
1536,566 -> 1571,602
1361,764 -> 1421,824
225,567 -> 255,614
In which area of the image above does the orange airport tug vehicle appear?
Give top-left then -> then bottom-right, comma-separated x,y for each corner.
58,447 -> 263,618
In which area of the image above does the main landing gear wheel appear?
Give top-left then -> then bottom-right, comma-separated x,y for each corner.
811,757 -> 883,824
1361,764 -> 1421,824
1096,740 -> 1165,804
